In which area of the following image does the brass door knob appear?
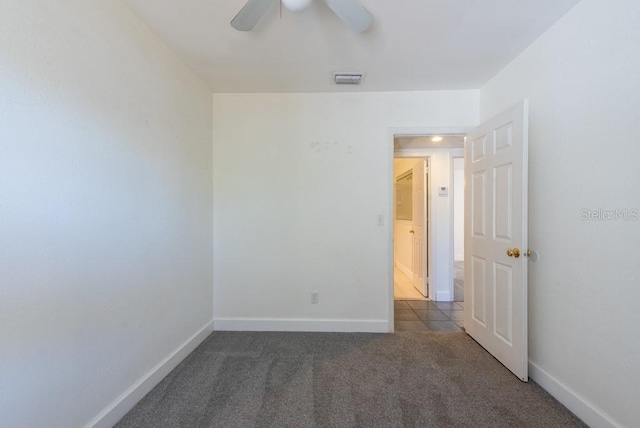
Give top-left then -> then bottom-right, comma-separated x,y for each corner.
506,248 -> 521,258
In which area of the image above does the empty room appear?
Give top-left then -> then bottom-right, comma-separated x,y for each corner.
1,1 -> 638,427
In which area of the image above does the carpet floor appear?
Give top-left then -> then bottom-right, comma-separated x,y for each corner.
115,331 -> 586,428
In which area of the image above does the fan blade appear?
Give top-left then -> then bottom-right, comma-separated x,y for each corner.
231,0 -> 277,32
322,0 -> 372,33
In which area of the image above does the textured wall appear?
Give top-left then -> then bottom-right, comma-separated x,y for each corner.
0,1 -> 213,427
212,91 -> 477,330
480,0 -> 640,426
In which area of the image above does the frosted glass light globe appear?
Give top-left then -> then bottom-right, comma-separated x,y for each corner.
281,0 -> 313,13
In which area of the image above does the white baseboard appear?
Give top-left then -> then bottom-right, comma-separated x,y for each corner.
435,291 -> 451,302
529,361 -> 622,428
86,320 -> 215,428
214,318 -> 389,333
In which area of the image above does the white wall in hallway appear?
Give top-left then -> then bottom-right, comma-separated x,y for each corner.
212,91 -> 477,329
0,2 -> 213,427
453,158 -> 465,261
480,0 -> 640,426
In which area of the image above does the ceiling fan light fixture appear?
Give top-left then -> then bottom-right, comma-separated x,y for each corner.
232,0 -> 372,33
282,0 -> 313,13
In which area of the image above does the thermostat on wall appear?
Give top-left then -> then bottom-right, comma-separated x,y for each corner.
438,186 -> 448,196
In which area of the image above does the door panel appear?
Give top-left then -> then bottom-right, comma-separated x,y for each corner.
465,100 -> 529,381
494,163 -> 513,241
494,262 -> 513,344
472,136 -> 487,161
471,172 -> 486,237
471,256 -> 486,325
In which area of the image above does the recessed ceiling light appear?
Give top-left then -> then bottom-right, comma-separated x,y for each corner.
431,136 -> 443,142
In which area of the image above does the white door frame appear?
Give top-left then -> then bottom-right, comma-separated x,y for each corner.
387,127 -> 470,332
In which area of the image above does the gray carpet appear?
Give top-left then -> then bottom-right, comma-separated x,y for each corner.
116,331 -> 586,428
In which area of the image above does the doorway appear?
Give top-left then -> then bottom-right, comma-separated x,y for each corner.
389,101 -> 529,380
391,133 -> 466,332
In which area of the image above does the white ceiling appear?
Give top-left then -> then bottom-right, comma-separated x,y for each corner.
123,0 -> 580,93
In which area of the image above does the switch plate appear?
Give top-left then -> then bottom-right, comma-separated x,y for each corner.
311,291 -> 319,304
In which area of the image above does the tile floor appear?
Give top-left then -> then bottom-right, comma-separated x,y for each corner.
394,300 -> 465,332
393,268 -> 428,300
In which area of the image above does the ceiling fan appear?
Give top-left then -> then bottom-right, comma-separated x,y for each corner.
231,0 -> 373,33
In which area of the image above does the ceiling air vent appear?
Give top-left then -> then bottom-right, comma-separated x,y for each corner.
334,73 -> 364,85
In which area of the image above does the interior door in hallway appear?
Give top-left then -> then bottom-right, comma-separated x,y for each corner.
464,100 -> 529,381
411,159 -> 427,297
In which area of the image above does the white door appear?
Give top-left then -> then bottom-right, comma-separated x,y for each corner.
411,160 -> 427,296
464,100 -> 529,381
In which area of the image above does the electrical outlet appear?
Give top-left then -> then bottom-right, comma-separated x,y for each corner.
311,291 -> 319,304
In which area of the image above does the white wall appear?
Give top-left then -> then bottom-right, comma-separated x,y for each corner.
212,91 -> 477,331
480,0 -> 640,426
453,158 -> 465,261
0,2 -> 213,427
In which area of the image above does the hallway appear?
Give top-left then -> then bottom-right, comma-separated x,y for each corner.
393,268 -> 428,300
395,300 -> 464,332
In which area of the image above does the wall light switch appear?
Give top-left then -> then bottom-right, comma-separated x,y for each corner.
438,186 -> 448,196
